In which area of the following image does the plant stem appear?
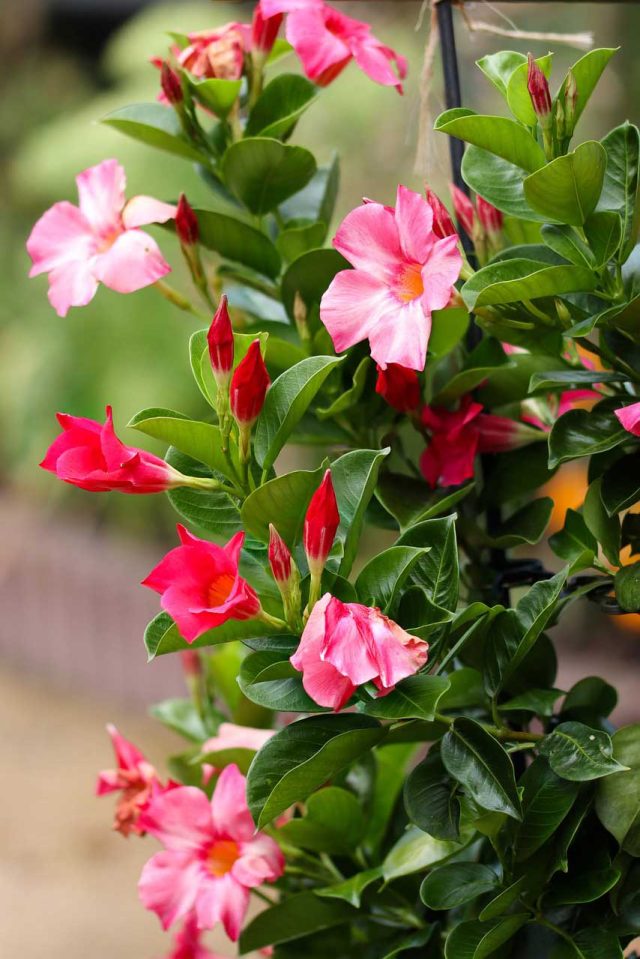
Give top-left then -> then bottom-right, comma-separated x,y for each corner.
154,279 -> 209,322
433,712 -> 543,742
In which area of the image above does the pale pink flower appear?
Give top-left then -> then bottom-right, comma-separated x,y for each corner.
259,0 -> 406,90
96,724 -> 163,837
320,185 -> 462,371
615,401 -> 640,436
291,594 -> 428,710
27,159 -> 175,316
138,765 -> 284,940
202,723 -> 275,757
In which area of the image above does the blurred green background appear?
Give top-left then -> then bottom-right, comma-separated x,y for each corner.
3,0 -> 639,539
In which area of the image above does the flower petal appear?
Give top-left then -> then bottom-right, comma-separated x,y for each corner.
322,598 -> 379,686
367,297 -> 430,372
138,785 -> 213,851
93,229 -> 171,294
47,259 -> 99,317
122,195 -> 177,229
616,401 -> 640,437
138,850 -> 202,930
26,201 -> 95,276
394,185 -> 434,263
351,37 -> 406,91
210,764 -> 254,842
320,270 -> 393,356
195,873 -> 250,941
233,834 -> 285,887
421,234 -> 462,313
285,7 -> 350,84
333,202 -> 402,280
76,159 -> 126,235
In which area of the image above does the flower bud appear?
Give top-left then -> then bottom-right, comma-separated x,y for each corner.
160,61 -> 183,105
527,54 -> 552,125
375,364 -> 420,412
476,196 -> 503,237
304,470 -> 340,580
175,193 -> 199,246
476,413 -> 545,453
449,184 -> 476,238
426,188 -> 457,239
269,524 -> 302,628
251,7 -> 283,55
563,69 -> 578,135
230,340 -> 270,461
180,650 -> 201,678
207,295 -> 234,391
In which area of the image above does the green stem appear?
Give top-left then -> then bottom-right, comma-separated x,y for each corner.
258,610 -> 289,632
433,712 -> 544,743
154,279 -> 209,322
178,475 -> 243,499
320,853 -> 344,882
252,887 -> 277,906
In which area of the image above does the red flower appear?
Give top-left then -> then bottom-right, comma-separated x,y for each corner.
142,525 -> 262,643
303,469 -> 340,576
420,397 -> 482,489
252,4 -> 283,54
207,295 -> 234,390
230,340 -> 270,427
40,406 -> 182,494
375,363 -> 421,412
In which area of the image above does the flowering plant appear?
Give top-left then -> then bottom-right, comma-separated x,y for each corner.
29,4 -> 640,956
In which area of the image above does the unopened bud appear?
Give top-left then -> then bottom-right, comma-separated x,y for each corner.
563,69 -> 578,135
477,413 -> 546,453
304,469 -> 340,579
175,194 -> 199,246
554,98 -> 566,142
375,364 -> 421,412
476,197 -> 503,237
555,298 -> 572,328
527,54 -> 552,126
268,524 -> 301,628
160,62 -> 183,105
449,184 -> 476,238
426,188 -> 457,239
293,291 -> 311,345
251,7 -> 283,55
180,650 -> 201,678
230,340 -> 270,460
208,295 -> 234,390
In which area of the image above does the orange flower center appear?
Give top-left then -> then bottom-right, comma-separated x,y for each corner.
396,263 -> 424,303
207,572 -> 235,607
207,839 -> 240,877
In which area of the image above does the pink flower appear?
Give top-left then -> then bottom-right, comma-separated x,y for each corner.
320,185 -> 462,371
260,0 -> 406,90
163,914 -> 223,959
96,724 -> 162,837
477,413 -> 545,453
616,401 -> 640,436
138,765 -> 284,939
420,397 -> 483,489
27,159 -> 175,317
40,406 -> 184,494
291,594 -> 428,710
142,526 -> 262,644
202,723 -> 275,757
178,23 -> 252,81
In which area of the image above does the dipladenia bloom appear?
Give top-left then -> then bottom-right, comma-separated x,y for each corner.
165,914 -> 223,959
178,23 -> 252,81
259,0 -> 406,91
291,594 -> 429,710
138,765 -> 284,938
251,3 -> 283,55
160,62 -> 184,104
320,185 -> 462,371
142,526 -> 262,643
615,401 -> 640,436
476,196 -> 503,238
27,159 -> 176,317
96,724 -> 163,837
375,364 -> 421,412
41,406 -> 186,494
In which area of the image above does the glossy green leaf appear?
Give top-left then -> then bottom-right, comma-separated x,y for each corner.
441,718 -> 522,820
478,877 -> 528,920
238,892 -> 356,954
102,102 -> 207,162
365,744 -> 417,854
404,749 -> 461,841
246,714 -> 386,827
317,356 -> 369,419
435,108 -> 545,172
476,51 -> 527,98
432,337 -> 509,406
462,146 -> 545,221
245,73 -> 318,139
238,650 -> 323,713
601,452 -> 640,515
529,370 -> 620,394
462,258 -> 595,311
523,141 -> 607,226
549,508 -> 595,573
615,561 -> 640,612
467,497 -> 552,549
557,48 -> 618,133
150,697 -> 211,743
506,54 -> 553,126
379,928 -> 438,958
546,866 -> 621,906
355,546 -> 428,611
599,122 -> 640,262
584,477 -> 621,565
397,516 -> 459,612
280,786 -> 365,854
421,862 -> 499,910
540,721 -> 628,781
514,757 -> 580,861
316,868 -> 383,908
276,221 -> 327,262
281,248 -> 348,319
331,448 -> 390,578
165,448 -> 241,539
195,209 -> 281,279
241,465 -> 323,544
444,916 -> 528,959
541,224 -> 594,267
562,676 -> 617,724
280,154 -> 340,229
128,408 -> 232,476
222,137 -> 316,214
360,675 -> 451,723
144,611 -> 279,659
498,688 -> 563,716
548,407 -> 627,468
596,723 -> 640,854
376,474 -> 473,531
584,210 -> 623,266
189,77 -> 241,117
382,826 -> 466,882
510,569 -> 568,675
428,307 -> 469,357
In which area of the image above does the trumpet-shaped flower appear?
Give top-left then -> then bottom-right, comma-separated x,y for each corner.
291,594 -> 428,710
96,725 -> 163,837
142,526 -> 262,643
615,401 -> 640,436
27,159 -> 175,316
320,186 -> 462,371
138,765 -> 284,939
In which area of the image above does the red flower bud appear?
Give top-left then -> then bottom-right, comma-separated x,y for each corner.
230,340 -> 270,428
527,54 -> 552,123
476,196 -> 503,237
207,295 -> 234,389
252,7 -> 283,55
304,469 -> 340,573
180,650 -> 201,678
450,184 -> 476,237
175,193 -> 199,246
375,364 -> 420,412
268,524 -> 293,585
160,62 -> 183,105
426,188 -> 457,239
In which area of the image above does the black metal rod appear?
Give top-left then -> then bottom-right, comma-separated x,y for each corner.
436,0 -> 467,195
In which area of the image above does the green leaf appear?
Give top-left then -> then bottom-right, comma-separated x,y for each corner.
462,258 -> 595,311
144,611 -> 280,659
149,697 -> 211,742
514,757 -> 580,861
238,892 -> 356,954
476,51 -> 527,98
615,561 -> 640,612
361,675 -> 451,722
510,569 -> 568,675
421,862 -> 499,910
355,546 -> 428,612
557,48 -> 618,133
276,222 -> 327,263
404,749 -> 461,841
602,452 -> 640,515
523,142 -> 607,226
246,714 -> 386,827
541,224 -> 595,267
599,122 -> 640,262
222,137 -> 316,215
254,356 -> 343,472
382,825 -> 466,882
596,723 -> 640,855
540,721 -> 628,781
102,102 -> 207,162
281,248 -> 348,319
584,210 -> 623,267
478,876 -> 528,921
241,465 -> 323,544
379,929 -> 438,959
195,209 -> 281,279
549,508 -> 597,573
529,370 -> 620,394
375,473 -> 473,531
317,357 -> 370,420
165,448 -> 241,539
507,54 -> 553,126
441,718 -> 522,820
397,516 -> 459,612
498,688 -> 563,716
584,477 -> 621,566
128,408 -> 231,476
467,498 -> 552,549
429,307 -> 470,357
432,337 -> 509,406
444,916 -> 528,959
545,866 -> 621,906
280,154 -> 340,230
245,73 -> 318,139
562,676 -> 617,724
486,443 -> 557,505
279,786 -> 365,854
316,868 -> 383,908
462,146 -> 545,221
548,407 -> 627,468
366,744 -> 417,854
331,448 -> 390,578
238,650 -> 323,713
188,77 -> 241,117
435,108 -> 545,173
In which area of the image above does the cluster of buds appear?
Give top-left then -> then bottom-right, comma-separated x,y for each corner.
450,185 -> 504,264
527,54 -> 578,159
207,299 -> 270,461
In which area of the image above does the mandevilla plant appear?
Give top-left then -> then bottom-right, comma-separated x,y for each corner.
28,1 -> 640,956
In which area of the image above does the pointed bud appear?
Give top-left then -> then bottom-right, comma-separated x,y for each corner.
208,296 -> 234,390
304,469 -> 340,575
476,413 -> 545,453
563,69 -> 578,134
252,7 -> 283,54
554,98 -> 566,141
375,364 -> 421,412
527,54 -> 552,124
269,524 -> 293,584
230,340 -> 270,428
476,197 -> 503,237
449,184 -> 476,237
180,650 -> 201,678
175,193 -> 199,246
426,188 -> 457,239
160,61 -> 183,105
